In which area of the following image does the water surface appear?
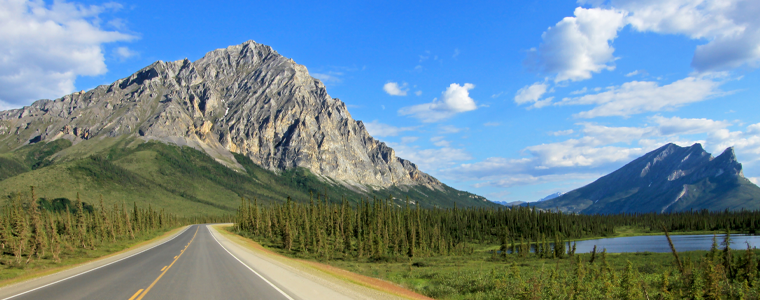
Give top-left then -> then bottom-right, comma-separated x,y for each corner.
570,234 -> 760,253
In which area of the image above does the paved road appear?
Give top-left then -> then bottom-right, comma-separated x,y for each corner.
3,225 -> 293,300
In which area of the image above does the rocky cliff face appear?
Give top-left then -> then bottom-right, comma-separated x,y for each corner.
533,143 -> 760,213
0,41 -> 442,190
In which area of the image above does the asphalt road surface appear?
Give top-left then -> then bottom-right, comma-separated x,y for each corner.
3,225 -> 294,300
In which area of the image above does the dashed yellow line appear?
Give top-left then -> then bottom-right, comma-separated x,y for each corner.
160,266 -> 167,272
134,226 -> 199,300
128,289 -> 143,300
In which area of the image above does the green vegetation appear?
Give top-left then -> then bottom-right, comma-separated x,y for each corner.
0,187 -> 229,282
1,139 -> 495,217
234,194 -> 760,299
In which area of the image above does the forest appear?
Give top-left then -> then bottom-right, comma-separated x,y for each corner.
233,192 -> 760,299
0,187 -> 228,282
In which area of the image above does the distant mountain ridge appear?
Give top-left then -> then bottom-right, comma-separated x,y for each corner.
539,192 -> 563,202
532,143 -> 760,214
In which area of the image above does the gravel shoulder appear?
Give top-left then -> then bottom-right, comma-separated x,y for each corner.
210,224 -> 433,300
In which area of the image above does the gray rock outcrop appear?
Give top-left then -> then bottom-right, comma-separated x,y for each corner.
0,41 -> 442,190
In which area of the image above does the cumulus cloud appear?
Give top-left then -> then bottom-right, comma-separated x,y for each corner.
0,0 -> 135,107
528,1 -> 760,83
363,120 -> 417,137
558,76 -> 723,118
614,0 -> 760,72
398,83 -> 477,122
383,82 -> 408,96
528,7 -> 627,82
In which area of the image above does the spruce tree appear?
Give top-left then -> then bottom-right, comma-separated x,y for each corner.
28,186 -> 47,261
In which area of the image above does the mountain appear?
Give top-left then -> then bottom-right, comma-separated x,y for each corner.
539,192 -> 563,202
531,143 -> 760,214
0,41 -> 494,213
492,200 -> 526,206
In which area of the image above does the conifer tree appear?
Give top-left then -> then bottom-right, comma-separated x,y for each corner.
48,214 -> 61,263
28,186 -> 47,261
722,228 -> 734,279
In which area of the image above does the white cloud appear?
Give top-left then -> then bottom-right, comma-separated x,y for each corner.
415,90 -> 422,96
0,0 -> 135,106
453,48 -> 460,58
398,83 -> 477,122
615,0 -> 760,71
570,87 -> 588,95
439,125 -> 465,134
651,115 -> 731,135
0,99 -> 15,111
312,72 -> 342,83
430,136 -> 451,147
383,82 -> 408,96
363,120 -> 417,137
625,70 -> 641,77
400,136 -> 419,144
474,173 -> 602,188
114,46 -> 137,60
559,76 -> 723,118
528,7 -> 627,82
551,129 -> 574,136
441,115 -> 748,189
529,1 -> 760,83
389,142 -> 472,173
514,81 -> 549,104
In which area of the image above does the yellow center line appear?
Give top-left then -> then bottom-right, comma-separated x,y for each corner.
135,226 -> 199,300
128,289 -> 144,300
160,266 -> 167,271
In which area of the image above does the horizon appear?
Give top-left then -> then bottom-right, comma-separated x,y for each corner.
1,0 -> 759,203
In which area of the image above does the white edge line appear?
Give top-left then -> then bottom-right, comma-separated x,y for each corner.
1,226 -> 192,300
206,225 -> 296,300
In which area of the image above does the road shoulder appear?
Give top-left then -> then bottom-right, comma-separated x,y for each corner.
0,225 -> 190,299
209,224 -> 432,300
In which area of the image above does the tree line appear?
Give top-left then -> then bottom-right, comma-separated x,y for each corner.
0,187 -> 229,267
234,193 -> 760,261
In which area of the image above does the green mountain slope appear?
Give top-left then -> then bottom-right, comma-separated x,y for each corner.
0,139 -> 495,216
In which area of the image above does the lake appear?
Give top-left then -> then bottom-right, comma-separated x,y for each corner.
568,234 -> 760,253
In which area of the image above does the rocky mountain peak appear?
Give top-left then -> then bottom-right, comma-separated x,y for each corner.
534,142 -> 759,214
0,41 -> 443,191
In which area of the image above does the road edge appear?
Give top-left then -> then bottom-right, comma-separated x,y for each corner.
210,224 -> 434,300
0,225 -> 190,299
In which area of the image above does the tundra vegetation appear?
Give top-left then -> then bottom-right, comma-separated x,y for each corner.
0,187 -> 227,282
234,193 -> 760,299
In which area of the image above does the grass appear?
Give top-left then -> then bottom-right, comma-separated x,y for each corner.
229,227 -> 759,299
1,139 -> 497,217
0,226 -> 185,287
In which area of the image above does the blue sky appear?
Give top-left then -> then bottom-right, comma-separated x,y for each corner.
2,0 -> 760,203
